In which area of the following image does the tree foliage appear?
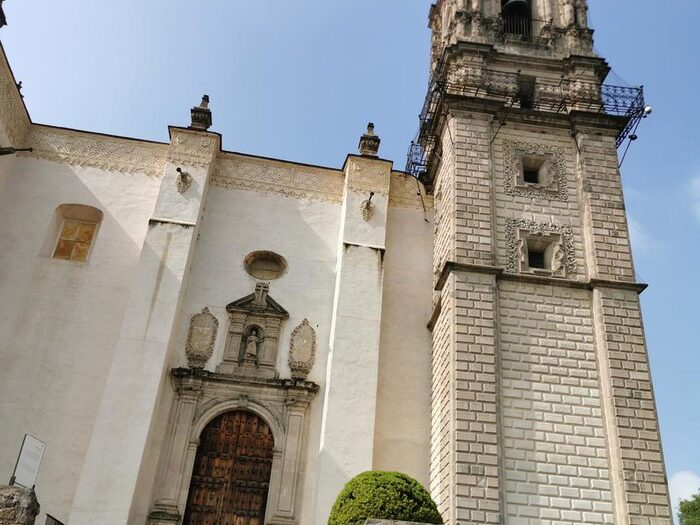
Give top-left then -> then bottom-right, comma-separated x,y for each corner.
680,492 -> 700,525
328,471 -> 443,525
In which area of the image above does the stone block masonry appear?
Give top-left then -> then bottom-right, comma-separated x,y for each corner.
577,130 -> 636,282
500,281 -> 614,525
431,271 -> 500,525
433,114 -> 494,279
593,287 -> 673,525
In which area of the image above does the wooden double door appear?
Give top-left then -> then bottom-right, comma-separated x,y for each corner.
183,411 -> 274,525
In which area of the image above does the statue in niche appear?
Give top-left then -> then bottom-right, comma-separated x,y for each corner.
574,0 -> 588,27
561,0 -> 575,26
240,326 -> 264,367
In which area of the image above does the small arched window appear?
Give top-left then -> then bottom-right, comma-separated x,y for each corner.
52,204 -> 103,262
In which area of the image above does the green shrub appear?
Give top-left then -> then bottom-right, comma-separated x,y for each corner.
328,471 -> 443,525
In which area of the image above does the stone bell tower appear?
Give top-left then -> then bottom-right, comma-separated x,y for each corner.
412,1 -> 673,524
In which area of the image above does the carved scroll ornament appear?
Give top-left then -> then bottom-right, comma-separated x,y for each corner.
288,319 -> 316,381
185,308 -> 219,369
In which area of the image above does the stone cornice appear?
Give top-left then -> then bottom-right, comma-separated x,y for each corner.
434,261 -> 647,293
172,367 -> 320,395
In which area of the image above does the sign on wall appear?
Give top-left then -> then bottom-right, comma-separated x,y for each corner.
11,434 -> 46,488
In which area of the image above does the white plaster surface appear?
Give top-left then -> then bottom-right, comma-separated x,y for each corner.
165,183 -> 342,524
0,156 -> 160,525
373,205 -> 434,486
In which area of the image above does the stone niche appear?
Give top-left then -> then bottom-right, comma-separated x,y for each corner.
217,282 -> 288,378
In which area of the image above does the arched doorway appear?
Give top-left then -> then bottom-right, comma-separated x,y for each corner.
183,410 -> 274,525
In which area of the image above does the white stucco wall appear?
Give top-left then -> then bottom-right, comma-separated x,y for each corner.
0,155 -> 160,524
163,180 -> 342,523
373,204 -> 434,487
0,125 -> 435,524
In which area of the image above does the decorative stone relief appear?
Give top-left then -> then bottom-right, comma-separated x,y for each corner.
21,126 -> 168,177
211,154 -> 345,203
185,308 -> 219,369
505,218 -> 577,276
217,282 -> 289,379
288,319 -> 316,381
360,193 -> 375,221
503,139 -> 568,202
175,167 -> 193,193
168,130 -> 218,167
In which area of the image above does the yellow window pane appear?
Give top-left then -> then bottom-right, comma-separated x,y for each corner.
53,239 -> 74,260
75,222 -> 97,244
60,220 -> 80,241
71,242 -> 90,262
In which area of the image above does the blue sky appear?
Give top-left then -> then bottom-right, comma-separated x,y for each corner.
2,0 -> 699,518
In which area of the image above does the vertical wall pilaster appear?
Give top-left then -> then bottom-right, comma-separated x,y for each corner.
433,113 -> 495,279
592,287 -> 672,525
576,128 -> 636,282
69,129 -> 219,525
431,271 -> 501,525
314,153 -> 392,524
431,109 -> 500,525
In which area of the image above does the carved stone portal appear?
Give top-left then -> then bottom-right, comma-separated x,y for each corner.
185,308 -> 219,369
217,282 -> 288,378
147,369 -> 319,525
288,319 -> 316,381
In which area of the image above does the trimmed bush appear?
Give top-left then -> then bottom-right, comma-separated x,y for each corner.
328,471 -> 443,525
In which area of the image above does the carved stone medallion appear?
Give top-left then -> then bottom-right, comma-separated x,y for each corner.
288,319 -> 316,381
185,308 -> 219,369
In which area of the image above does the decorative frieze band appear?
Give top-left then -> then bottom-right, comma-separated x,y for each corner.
211,154 -> 344,203
20,126 -> 168,177
212,154 -> 431,209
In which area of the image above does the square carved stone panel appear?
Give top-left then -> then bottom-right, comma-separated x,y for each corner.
505,218 -> 577,277
503,139 -> 568,202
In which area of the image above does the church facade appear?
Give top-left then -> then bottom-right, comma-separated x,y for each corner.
0,1 -> 673,524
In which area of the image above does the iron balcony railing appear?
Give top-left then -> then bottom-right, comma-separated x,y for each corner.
405,65 -> 645,183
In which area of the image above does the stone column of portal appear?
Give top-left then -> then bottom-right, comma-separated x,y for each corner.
148,375 -> 203,524
314,125 -> 392,524
69,126 -> 220,525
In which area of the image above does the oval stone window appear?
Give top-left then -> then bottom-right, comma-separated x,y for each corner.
244,251 -> 287,281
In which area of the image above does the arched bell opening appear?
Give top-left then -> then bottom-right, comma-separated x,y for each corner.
501,0 -> 533,37
183,410 -> 275,525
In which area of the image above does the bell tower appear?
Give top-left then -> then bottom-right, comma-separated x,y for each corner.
413,1 -> 673,524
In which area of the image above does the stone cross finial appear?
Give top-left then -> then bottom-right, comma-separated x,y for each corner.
253,282 -> 270,308
358,122 -> 381,157
189,94 -> 212,131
